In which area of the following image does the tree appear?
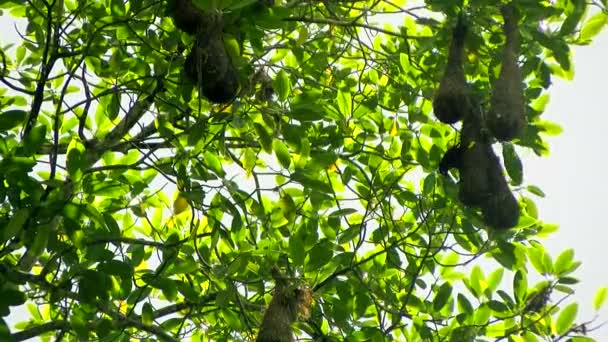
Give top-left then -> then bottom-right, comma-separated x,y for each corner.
0,0 -> 606,341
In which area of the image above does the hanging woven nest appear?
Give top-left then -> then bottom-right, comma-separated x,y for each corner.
433,15 -> 472,124
184,12 -> 240,104
256,267 -> 313,342
445,106 -> 520,229
486,2 -> 526,141
168,0 -> 204,35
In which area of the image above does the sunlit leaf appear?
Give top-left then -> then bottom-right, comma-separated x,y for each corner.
502,143 -> 523,185
580,12 -> 608,42
594,287 -> 607,311
273,70 -> 291,101
556,303 -> 578,335
273,139 -> 291,169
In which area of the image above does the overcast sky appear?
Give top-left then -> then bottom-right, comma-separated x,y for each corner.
521,28 -> 608,338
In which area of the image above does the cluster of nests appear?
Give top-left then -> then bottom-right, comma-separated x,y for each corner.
169,4 -> 309,340
169,0 -> 273,104
435,3 -> 525,230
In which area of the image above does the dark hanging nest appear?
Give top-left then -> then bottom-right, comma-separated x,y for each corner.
487,2 -> 526,141
184,12 -> 240,104
481,187 -> 520,229
168,0 -> 204,35
433,14 -> 471,124
455,107 -> 520,229
256,267 -> 313,342
479,147 -> 520,229
458,142 -> 495,207
457,113 -> 492,206
439,145 -> 462,176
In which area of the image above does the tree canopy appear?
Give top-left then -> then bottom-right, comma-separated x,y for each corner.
0,0 -> 607,341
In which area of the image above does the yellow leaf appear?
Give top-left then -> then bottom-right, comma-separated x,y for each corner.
173,193 -> 190,215
118,300 -> 127,314
390,120 -> 399,136
324,67 -> 333,86
219,104 -> 233,114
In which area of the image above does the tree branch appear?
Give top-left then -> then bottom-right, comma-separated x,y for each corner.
11,321 -> 69,341
85,78 -> 165,167
283,16 -> 431,39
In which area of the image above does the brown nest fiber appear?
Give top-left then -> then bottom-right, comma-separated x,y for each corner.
433,15 -> 471,124
486,2 -> 526,141
169,0 -> 202,35
169,1 -> 240,103
256,267 -> 312,342
442,107 -> 520,229
184,15 -> 239,104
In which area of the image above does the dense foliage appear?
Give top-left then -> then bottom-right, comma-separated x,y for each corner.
0,0 -> 607,341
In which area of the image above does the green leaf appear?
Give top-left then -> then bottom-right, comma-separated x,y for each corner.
307,239 -> 334,271
2,208 -> 29,244
19,222 -> 51,271
422,173 -> 436,195
0,288 -> 26,307
289,232 -> 306,265
468,266 -> 484,298
0,110 -> 27,132
536,120 -> 563,136
78,270 -> 108,304
328,208 -> 357,217
554,249 -> 574,275
95,319 -> 112,339
242,148 -> 257,174
142,302 -> 154,325
336,90 -> 352,117
107,93 -> 120,121
531,93 -> 550,112
66,139 -> 87,181
457,293 -> 473,314
528,244 -> 553,275
169,259 -> 199,275
527,185 -> 546,197
521,197 -> 538,219
432,282 -> 452,312
273,70 -> 291,101
225,0 -> 258,10
158,279 -> 178,301
204,151 -> 225,177
289,101 -> 325,122
399,53 -> 410,72
501,143 -> 523,185
254,122 -> 273,153
486,268 -> 504,293
559,0 -> 586,37
24,124 -> 47,155
557,276 -> 579,285
488,300 -> 508,313
513,270 -> 527,305
400,133 -> 413,162
580,12 -> 608,42
99,260 -> 134,279
556,303 -> 578,335
273,139 -> 291,169
473,304 -> 491,325
593,287 -> 607,311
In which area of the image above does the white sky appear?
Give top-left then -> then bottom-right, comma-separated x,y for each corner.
0,4 -> 607,341
522,29 -> 608,338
